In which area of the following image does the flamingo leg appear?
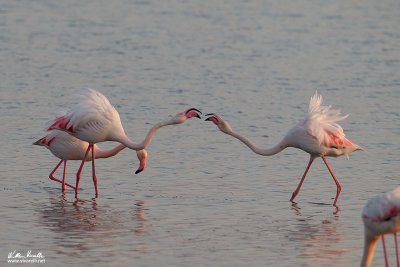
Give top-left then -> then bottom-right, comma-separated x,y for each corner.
321,156 -> 342,206
91,146 -> 98,197
382,235 -> 389,267
290,156 -> 315,202
49,159 -> 76,190
61,160 -> 67,192
395,233 -> 400,267
49,159 -> 63,182
75,144 -> 92,198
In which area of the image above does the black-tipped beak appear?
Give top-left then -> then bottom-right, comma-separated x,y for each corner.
185,108 -> 202,119
204,113 -> 215,121
186,107 -> 202,114
135,169 -> 143,174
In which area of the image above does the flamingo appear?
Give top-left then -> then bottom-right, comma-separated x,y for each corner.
33,130 -> 148,192
361,187 -> 400,267
47,88 -> 201,197
205,91 -> 362,206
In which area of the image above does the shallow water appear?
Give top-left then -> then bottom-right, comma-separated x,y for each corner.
1,0 -> 399,266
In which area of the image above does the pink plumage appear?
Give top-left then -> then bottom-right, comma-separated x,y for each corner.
34,130 -> 148,192
43,88 -> 201,197
363,187 -> 400,223
205,91 -> 362,206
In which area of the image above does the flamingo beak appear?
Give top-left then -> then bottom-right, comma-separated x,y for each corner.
135,150 -> 148,174
185,108 -> 202,119
135,167 -> 144,174
204,113 -> 219,123
135,160 -> 146,174
204,113 -> 213,121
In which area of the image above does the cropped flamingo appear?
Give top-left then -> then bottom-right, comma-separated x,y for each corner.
361,187 -> 400,267
48,88 -> 201,197
205,92 -> 362,206
33,130 -> 147,192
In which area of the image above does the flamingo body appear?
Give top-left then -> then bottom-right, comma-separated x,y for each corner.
34,130 -> 148,192
284,92 -> 360,157
36,130 -> 91,160
205,92 -> 362,206
45,88 -> 201,197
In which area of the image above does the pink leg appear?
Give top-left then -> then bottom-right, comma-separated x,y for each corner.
49,160 -> 76,190
321,156 -> 342,206
382,235 -> 389,267
395,233 -> 400,267
91,146 -> 98,197
290,156 -> 315,202
61,160 -> 67,192
75,144 -> 92,198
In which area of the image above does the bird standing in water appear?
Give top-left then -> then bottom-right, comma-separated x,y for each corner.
34,130 -> 147,192
48,89 -> 201,197
205,92 -> 362,206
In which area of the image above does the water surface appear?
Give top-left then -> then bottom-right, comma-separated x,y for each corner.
1,0 -> 399,266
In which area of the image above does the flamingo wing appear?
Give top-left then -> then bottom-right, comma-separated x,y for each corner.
48,89 -> 122,136
305,91 -> 350,148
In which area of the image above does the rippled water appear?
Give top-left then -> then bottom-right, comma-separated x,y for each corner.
1,0 -> 399,266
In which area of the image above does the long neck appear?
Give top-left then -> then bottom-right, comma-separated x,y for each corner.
227,130 -> 287,156
360,233 -> 379,267
119,120 -> 176,151
94,144 -> 126,159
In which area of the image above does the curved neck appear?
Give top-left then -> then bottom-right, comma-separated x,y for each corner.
94,144 -> 126,159
360,233 -> 379,267
227,130 -> 287,156
120,120 -> 176,151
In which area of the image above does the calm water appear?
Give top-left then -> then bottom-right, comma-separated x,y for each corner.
1,0 -> 399,266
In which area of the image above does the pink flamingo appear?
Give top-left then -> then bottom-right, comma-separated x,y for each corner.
48,89 -> 201,198
205,92 -> 362,206
33,130 -> 148,192
361,187 -> 400,267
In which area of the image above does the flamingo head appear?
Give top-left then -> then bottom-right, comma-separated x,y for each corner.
172,108 -> 202,123
205,113 -> 233,134
135,149 -> 148,174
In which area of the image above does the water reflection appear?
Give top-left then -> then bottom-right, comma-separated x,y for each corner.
288,203 -> 349,267
36,191 -> 149,261
291,202 -> 340,216
130,200 -> 149,257
132,200 -> 147,236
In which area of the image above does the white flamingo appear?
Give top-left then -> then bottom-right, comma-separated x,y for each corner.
205,92 -> 362,206
48,89 -> 201,197
34,130 -> 147,192
361,187 -> 400,267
